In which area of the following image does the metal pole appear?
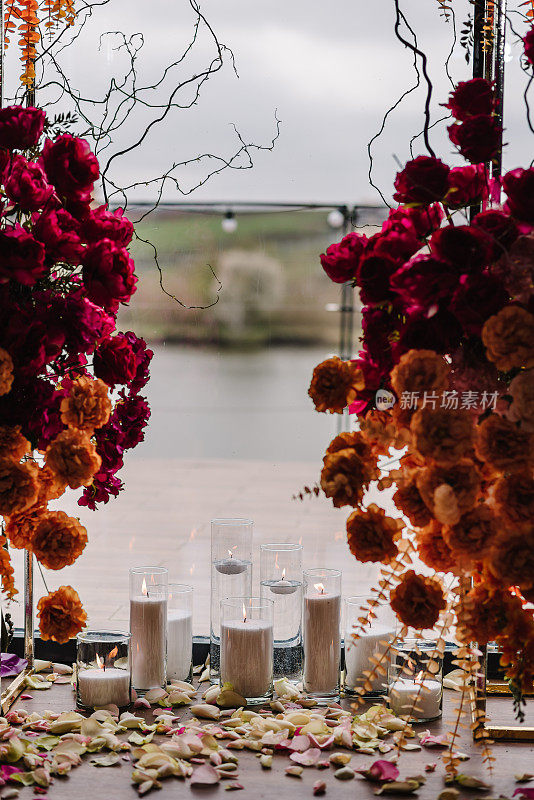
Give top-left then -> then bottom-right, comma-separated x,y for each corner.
337,206 -> 355,433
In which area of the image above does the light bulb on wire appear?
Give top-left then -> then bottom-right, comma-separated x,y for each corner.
222,211 -> 237,233
327,208 -> 346,229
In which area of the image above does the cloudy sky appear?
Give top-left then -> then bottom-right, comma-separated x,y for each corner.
7,0 -> 533,205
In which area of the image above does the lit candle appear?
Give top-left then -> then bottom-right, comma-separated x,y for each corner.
215,549 -> 247,575
388,674 -> 442,720
130,577 -> 167,691
167,609 -> 193,681
269,568 -> 299,595
303,582 -> 341,695
345,624 -> 394,693
221,602 -> 273,700
78,651 -> 130,708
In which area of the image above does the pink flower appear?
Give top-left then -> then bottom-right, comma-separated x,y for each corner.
503,167 -> 534,224
320,232 -> 367,283
33,207 -> 83,265
383,204 -> 443,239
390,254 -> 459,311
393,156 -> 450,206
444,164 -> 489,209
82,239 -> 137,312
448,115 -> 502,164
78,471 -> 123,509
62,293 -> 115,354
444,79 -> 495,120
0,106 -> 45,150
40,134 -> 99,202
0,224 -> 46,285
5,155 -> 53,211
93,331 -> 152,390
82,205 -> 134,247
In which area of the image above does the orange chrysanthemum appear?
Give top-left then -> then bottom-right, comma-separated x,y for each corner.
492,474 -> 534,530
346,503 -> 403,563
416,459 -> 481,526
390,570 -> 447,630
320,447 -> 379,508
45,429 -> 101,490
60,376 -> 112,433
390,349 -> 450,397
475,414 -> 533,473
5,503 -> 47,550
486,528 -> 534,593
0,348 -> 14,396
416,521 -> 457,573
31,511 -> 88,570
37,585 -> 87,644
393,475 -> 432,528
482,305 -> 534,372
0,425 -> 31,461
456,584 -> 523,646
36,465 -> 65,503
443,504 -> 498,573
360,409 -> 411,454
326,431 -> 372,457
411,407 -> 474,465
0,536 -> 17,599
0,457 -> 39,517
308,357 -> 364,414
508,369 -> 534,432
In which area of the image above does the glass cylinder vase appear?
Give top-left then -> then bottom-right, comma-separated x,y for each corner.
220,596 -> 274,704
387,638 -> 443,722
303,568 -> 341,702
167,584 -> 193,682
76,630 -> 131,710
344,596 -> 396,697
210,518 -> 253,682
260,543 -> 303,680
129,566 -> 168,694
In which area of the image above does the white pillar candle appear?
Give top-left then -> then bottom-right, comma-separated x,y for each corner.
167,609 -> 193,681
388,677 -> 442,720
130,594 -> 167,691
78,668 -> 130,708
221,619 -> 273,699
303,590 -> 341,694
345,624 -> 394,693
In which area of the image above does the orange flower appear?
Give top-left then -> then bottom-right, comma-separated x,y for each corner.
37,586 -> 87,644
60,376 -> 112,433
346,504 -> 403,563
508,369 -> 534,432
456,584 -> 523,646
393,475 -> 432,528
492,474 -> 534,530
0,535 -> 17,599
308,357 -> 364,414
31,511 -> 88,570
475,414 -> 532,473
0,426 -> 31,461
443,504 -> 498,573
0,348 -> 14,396
320,447 -> 379,508
36,466 -> 65,503
5,504 -> 47,550
416,521 -> 457,573
416,459 -> 481,525
411,407 -> 474,465
482,305 -> 534,372
0,458 -> 39,516
360,409 -> 411,453
326,431 -> 372,457
486,528 -> 534,593
45,429 -> 101,490
390,349 -> 450,397
390,570 -> 447,630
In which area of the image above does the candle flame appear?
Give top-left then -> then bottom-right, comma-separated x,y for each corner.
108,646 -> 118,661
282,568 -> 286,580
242,603 -> 247,623
142,577 -> 148,596
190,563 -> 195,576
96,654 -> 104,671
314,582 -> 325,594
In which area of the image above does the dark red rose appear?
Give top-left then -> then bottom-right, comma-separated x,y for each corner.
361,306 -> 398,364
390,254 -> 459,311
122,331 -> 153,393
444,79 -> 495,121
114,392 -> 151,449
40,134 -> 99,202
0,106 -> 45,150
5,155 -> 53,212
95,421 -> 124,473
1,298 -> 65,376
502,167 -> 534,224
82,205 -> 134,247
472,209 -> 519,258
524,26 -> 534,66
395,308 -> 463,356
444,164 -> 489,209
33,207 -> 83,265
383,204 -> 443,240
393,156 -> 450,206
319,232 -> 367,283
365,229 -> 419,263
78,471 -> 123,510
0,375 -> 62,450
93,331 -> 152,390
82,239 -> 137,312
0,149 -> 10,182
448,115 -> 502,164
430,225 -> 492,273
449,273 -> 509,335
62,292 -> 115,354
356,253 -> 397,305
0,225 -> 46,285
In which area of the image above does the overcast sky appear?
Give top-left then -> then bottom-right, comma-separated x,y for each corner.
6,0 -> 533,205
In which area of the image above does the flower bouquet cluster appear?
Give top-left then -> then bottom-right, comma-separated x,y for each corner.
309,38 -> 534,738
0,105 -> 152,642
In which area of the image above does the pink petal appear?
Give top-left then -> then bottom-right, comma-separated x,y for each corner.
290,748 -> 321,766
419,730 -> 449,748
357,759 -> 399,783
190,764 -> 221,786
20,694 -> 33,700
308,734 -> 335,750
288,735 -> 311,753
514,791 -> 534,800
134,698 -> 151,710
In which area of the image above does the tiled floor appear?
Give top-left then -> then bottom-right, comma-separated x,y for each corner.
8,458 -> 381,634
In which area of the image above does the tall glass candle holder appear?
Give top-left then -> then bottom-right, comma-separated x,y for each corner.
210,519 -> 253,682
344,596 -> 395,697
76,630 -> 131,710
130,566 -> 168,694
260,543 -> 303,680
388,638 -> 443,722
167,584 -> 193,682
220,596 -> 274,704
303,568 -> 341,702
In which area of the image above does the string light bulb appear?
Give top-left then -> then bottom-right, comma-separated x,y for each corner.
222,211 -> 237,233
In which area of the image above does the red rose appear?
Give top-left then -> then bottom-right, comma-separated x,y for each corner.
82,205 -> 134,248
524,26 -> 534,66
362,306 -> 397,364
444,79 -> 495,120
449,273 -> 509,335
82,239 -> 137,312
448,115 -> 502,164
395,308 -> 463,356
430,225 -> 492,273
114,392 -> 151,449
383,204 -> 443,239
390,254 -> 459,311
5,155 -> 53,212
62,292 -> 115,354
33,207 -> 83,265
444,164 -> 489,209
93,331 -> 152,390
0,106 -> 45,150
365,229 -> 419,263
0,149 -> 10,182
393,156 -> 450,206
472,209 -> 519,258
0,225 -> 46,285
40,134 -> 99,202
356,253 -> 398,305
320,232 -> 367,283
502,167 -> 534,224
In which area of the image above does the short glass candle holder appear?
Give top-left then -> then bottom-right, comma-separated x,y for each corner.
388,639 -> 443,723
167,584 -> 193,682
344,596 -> 395,697
76,630 -> 131,710
129,566 -> 168,694
303,568 -> 341,702
260,543 -> 303,681
220,596 -> 274,705
210,519 -> 253,683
